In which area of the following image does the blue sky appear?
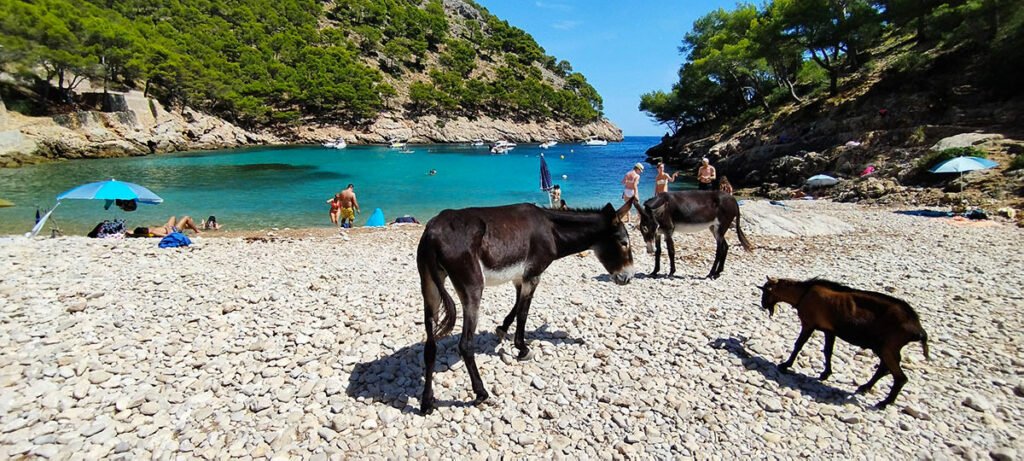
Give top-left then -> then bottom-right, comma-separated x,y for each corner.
477,0 -> 734,136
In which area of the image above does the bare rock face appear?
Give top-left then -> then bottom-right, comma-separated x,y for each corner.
0,96 -> 273,167
0,91 -> 622,168
930,133 -> 1003,152
292,114 -> 623,145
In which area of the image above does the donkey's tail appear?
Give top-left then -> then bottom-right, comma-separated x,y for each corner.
418,238 -> 457,338
735,210 -> 753,252
920,332 -> 930,360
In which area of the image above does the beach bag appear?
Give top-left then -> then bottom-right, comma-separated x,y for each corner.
158,232 -> 192,248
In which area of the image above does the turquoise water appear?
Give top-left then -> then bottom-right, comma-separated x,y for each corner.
0,136 -> 694,234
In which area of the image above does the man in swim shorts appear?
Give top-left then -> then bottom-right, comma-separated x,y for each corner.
622,163 -> 643,222
338,184 -> 360,228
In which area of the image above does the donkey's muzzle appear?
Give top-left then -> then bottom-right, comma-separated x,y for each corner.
645,242 -> 654,254
612,266 -> 634,285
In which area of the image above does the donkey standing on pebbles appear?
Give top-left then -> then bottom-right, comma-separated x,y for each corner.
416,202 -> 636,414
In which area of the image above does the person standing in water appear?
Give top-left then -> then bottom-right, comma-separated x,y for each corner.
338,184 -> 360,228
654,162 -> 679,195
697,157 -> 716,190
326,193 -> 343,226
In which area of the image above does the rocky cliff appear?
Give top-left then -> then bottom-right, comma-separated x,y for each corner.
0,92 -> 622,168
646,48 -> 1024,209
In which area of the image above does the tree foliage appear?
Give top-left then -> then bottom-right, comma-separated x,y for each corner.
0,0 -> 604,125
640,0 -> 1023,134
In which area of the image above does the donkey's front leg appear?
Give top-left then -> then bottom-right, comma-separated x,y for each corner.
457,287 -> 489,405
513,276 -> 540,361
664,231 -> 677,276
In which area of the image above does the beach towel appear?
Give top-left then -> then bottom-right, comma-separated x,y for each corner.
393,216 -> 419,224
158,232 -> 192,248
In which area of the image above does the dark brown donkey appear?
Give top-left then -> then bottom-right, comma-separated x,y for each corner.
634,190 -> 752,278
758,277 -> 929,408
417,202 -> 635,414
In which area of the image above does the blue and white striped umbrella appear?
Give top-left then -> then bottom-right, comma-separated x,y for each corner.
57,179 -> 163,204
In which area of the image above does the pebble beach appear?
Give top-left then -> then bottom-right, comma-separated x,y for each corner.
0,200 -> 1021,460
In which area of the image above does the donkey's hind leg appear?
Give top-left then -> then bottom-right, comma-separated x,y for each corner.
454,283 -> 489,405
513,276 -> 541,361
496,283 -> 522,342
707,224 -> 728,279
420,272 -> 442,415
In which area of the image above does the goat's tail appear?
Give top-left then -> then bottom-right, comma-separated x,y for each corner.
735,211 -> 753,252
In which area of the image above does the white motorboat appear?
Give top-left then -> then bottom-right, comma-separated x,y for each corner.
388,139 -> 407,149
399,149 -> 415,154
494,140 -> 517,148
539,140 -> 557,149
322,138 -> 347,149
490,145 -> 512,155
471,139 -> 485,146
581,136 -> 607,146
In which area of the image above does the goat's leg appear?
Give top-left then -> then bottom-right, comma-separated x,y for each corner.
779,327 -> 814,371
496,284 -> 522,342
856,357 -> 890,395
455,285 -> 489,405
875,349 -> 907,409
819,333 -> 836,381
513,277 -> 540,361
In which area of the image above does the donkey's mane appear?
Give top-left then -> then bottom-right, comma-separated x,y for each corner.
801,277 -> 919,319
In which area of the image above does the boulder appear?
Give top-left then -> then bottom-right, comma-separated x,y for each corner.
929,133 -> 1002,152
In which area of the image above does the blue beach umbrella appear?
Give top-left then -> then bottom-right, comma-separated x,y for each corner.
929,156 -> 998,174
929,156 -> 998,197
57,178 -> 163,204
540,154 -> 553,191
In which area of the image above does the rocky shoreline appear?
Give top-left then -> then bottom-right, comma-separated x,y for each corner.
0,200 -> 1021,459
0,93 -> 622,169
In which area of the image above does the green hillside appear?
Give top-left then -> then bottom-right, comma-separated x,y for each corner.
640,0 -> 1023,136
0,0 -> 604,126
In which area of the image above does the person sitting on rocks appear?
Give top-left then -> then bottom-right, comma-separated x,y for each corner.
202,216 -> 222,231
131,216 -> 202,237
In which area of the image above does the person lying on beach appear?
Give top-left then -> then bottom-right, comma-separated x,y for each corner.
131,216 -> 202,237
202,216 -> 222,230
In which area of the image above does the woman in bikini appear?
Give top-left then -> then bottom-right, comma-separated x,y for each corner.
654,162 -> 679,195
326,193 -> 343,226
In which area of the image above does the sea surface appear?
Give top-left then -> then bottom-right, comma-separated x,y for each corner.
0,136 -> 695,234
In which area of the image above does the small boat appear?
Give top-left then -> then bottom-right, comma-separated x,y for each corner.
471,139 -> 485,146
581,136 -> 607,146
399,149 -> 415,154
322,138 -> 347,149
490,145 -> 512,155
388,139 -> 407,149
540,140 -> 557,149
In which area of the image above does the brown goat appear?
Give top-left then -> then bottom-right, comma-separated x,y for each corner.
758,277 -> 929,408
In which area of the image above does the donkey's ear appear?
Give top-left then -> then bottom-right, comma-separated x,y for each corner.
601,203 -> 616,217
614,200 -> 632,218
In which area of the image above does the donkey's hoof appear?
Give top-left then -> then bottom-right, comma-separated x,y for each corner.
872,400 -> 892,410
517,349 -> 535,362
855,385 -> 872,395
496,327 -> 508,342
472,392 -> 490,406
420,400 -> 436,415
